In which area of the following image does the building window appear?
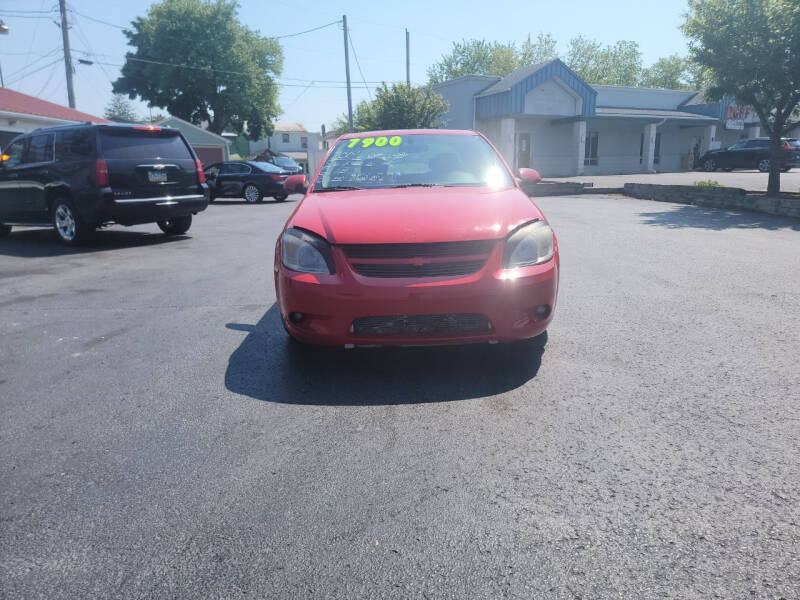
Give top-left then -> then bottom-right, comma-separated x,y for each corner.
584,132 -> 599,166
282,133 -> 290,143
301,136 -> 308,149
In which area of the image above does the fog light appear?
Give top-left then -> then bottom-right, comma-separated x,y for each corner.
532,304 -> 551,319
289,312 -> 304,324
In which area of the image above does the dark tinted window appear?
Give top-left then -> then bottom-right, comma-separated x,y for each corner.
204,163 -> 221,177
55,128 -> 93,160
2,139 -> 26,168
99,130 -> 192,160
25,134 -> 54,163
746,140 -> 769,148
251,161 -> 282,173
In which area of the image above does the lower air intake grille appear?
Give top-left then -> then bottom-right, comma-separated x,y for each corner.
351,260 -> 484,278
352,313 -> 491,336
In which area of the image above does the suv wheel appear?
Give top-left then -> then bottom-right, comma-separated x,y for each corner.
273,192 -> 288,202
52,198 -> 94,245
0,224 -> 11,237
157,215 -> 192,235
757,158 -> 771,172
243,184 -> 262,203
703,159 -> 716,172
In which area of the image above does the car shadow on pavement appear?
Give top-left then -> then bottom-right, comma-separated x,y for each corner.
0,227 -> 190,258
638,204 -> 800,231
224,305 -> 546,405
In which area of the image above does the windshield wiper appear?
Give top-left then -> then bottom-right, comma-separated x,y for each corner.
388,183 -> 439,188
314,185 -> 363,193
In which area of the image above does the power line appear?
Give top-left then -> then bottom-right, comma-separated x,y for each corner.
348,30 -> 372,101
66,7 -> 125,29
272,20 -> 341,40
6,58 -> 63,85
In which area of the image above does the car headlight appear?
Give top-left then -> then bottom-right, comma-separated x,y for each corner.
502,220 -> 554,268
281,228 -> 335,274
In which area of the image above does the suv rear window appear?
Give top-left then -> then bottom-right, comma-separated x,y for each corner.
99,130 -> 193,160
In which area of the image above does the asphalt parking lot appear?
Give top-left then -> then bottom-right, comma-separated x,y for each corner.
1,196 -> 799,599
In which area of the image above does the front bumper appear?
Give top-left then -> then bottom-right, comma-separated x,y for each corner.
275,244 -> 559,346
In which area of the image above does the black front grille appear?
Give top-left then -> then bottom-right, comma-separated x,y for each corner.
351,260 -> 484,278
341,239 -> 495,259
352,313 -> 491,336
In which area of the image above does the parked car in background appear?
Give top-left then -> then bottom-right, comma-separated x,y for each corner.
204,160 -> 295,203
0,123 -> 209,244
698,137 -> 800,172
268,155 -> 303,174
275,129 -> 558,348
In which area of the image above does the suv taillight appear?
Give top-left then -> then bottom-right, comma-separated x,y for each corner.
782,141 -> 791,150
195,159 -> 206,184
94,159 -> 109,187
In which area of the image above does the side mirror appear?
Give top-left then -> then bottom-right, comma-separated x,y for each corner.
284,173 -> 308,194
518,168 -> 542,184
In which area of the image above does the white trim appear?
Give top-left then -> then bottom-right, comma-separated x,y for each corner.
155,116 -> 231,144
0,110 -> 78,125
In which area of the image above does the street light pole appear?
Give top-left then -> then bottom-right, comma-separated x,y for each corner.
343,15 -> 353,132
0,20 -> 9,88
58,0 -> 76,108
405,29 -> 410,86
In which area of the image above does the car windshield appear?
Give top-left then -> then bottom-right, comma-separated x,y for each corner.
316,133 -> 514,191
251,161 -> 282,173
274,157 -> 298,168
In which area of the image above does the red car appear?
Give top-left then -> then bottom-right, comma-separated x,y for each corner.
274,129 -> 559,347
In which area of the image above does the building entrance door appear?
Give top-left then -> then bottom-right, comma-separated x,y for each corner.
517,133 -> 531,169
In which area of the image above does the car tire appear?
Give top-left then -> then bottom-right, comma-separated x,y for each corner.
243,184 -> 262,204
757,158 -> 771,172
0,223 -> 11,237
781,167 -> 791,172
157,215 -> 192,235
273,192 -> 288,202
703,159 -> 716,172
722,167 -> 734,172
52,198 -> 94,245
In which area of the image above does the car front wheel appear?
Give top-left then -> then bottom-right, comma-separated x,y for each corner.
157,215 -> 192,235
703,159 -> 716,172
243,184 -> 262,203
52,198 -> 94,245
757,159 -> 771,172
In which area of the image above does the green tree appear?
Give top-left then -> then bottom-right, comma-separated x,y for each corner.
639,55 -> 695,89
518,33 -> 559,65
113,0 -> 282,139
683,0 -> 800,195
331,84 -> 449,134
565,36 -> 642,85
104,94 -> 139,122
427,39 -> 520,83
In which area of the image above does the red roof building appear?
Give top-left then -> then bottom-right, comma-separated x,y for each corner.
0,88 -> 111,149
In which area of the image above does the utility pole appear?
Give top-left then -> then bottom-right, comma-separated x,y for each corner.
405,29 -> 410,86
59,0 -> 76,108
342,15 -> 353,132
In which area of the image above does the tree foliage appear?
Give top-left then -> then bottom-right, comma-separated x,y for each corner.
331,84 -> 449,135
683,0 -> 800,194
566,37 -> 642,86
637,54 -> 713,90
113,0 -> 282,139
104,94 -> 139,123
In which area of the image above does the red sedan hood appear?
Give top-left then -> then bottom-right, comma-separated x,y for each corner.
288,187 -> 543,244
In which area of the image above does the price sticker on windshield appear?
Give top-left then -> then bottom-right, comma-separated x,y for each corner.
347,136 -> 403,149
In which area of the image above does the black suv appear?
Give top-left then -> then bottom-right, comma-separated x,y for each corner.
0,123 -> 209,244
698,137 -> 800,173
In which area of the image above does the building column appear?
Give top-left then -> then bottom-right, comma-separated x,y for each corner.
699,124 -> 717,154
642,123 -> 657,173
499,118 -> 516,170
573,120 -> 586,176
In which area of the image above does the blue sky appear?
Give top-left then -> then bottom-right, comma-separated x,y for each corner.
2,0 -> 690,133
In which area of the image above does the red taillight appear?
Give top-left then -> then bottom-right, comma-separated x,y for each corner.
94,159 -> 109,187
269,174 -> 287,182
195,159 -> 206,183
133,125 -> 161,131
782,141 -> 791,150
